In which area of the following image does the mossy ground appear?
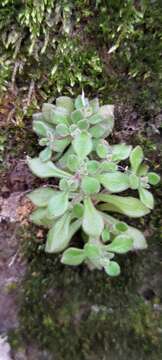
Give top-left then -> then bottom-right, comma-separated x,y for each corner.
9,196 -> 162,360
7,139 -> 162,360
0,1 -> 162,359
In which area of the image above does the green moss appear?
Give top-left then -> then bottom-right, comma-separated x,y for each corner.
1,1 -> 162,115
9,189 -> 162,360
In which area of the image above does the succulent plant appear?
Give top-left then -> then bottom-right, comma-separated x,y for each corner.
27,93 -> 160,277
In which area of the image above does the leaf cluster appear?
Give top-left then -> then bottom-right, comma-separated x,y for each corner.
27,93 -> 160,276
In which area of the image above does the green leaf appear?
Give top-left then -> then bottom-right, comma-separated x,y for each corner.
98,105 -> 114,136
84,243 -> 101,259
130,146 -> 144,173
114,222 -> 128,232
72,131 -> 92,160
89,98 -> 100,113
129,173 -> 139,190
59,178 -> 69,191
46,216 -> 81,253
42,103 -> 57,124
75,94 -> 88,109
97,194 -> 150,217
27,187 -> 56,207
101,213 -> 147,250
104,261 -> 120,276
81,176 -> 100,194
106,235 -> 133,253
83,106 -> 93,118
39,147 -> 52,162
61,248 -> 85,266
67,154 -> 80,172
56,124 -> 69,137
101,227 -> 110,242
96,141 -> 109,158
72,203 -> 84,218
42,104 -> 69,125
27,157 -> 71,179
83,197 -> 104,237
39,138 -> 49,146
33,119 -> 53,137
125,224 -> 147,249
56,96 -> 74,113
139,187 -> 154,209
137,163 -> 149,176
77,119 -> 89,130
54,138 -> 70,153
47,191 -> 69,218
99,161 -> 118,173
71,109 -> 84,123
29,208 -> 53,227
111,144 -> 132,162
45,213 -> 71,253
87,160 -> 99,174
148,172 -> 160,185
89,123 -> 106,138
32,112 -> 44,123
88,113 -> 103,125
98,172 -> 129,192
57,145 -> 74,169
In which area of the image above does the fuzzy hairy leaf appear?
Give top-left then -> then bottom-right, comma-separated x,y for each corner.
104,261 -> 120,276
111,144 -> 132,162
97,194 -> 150,217
56,96 -> 74,113
98,105 -> 114,135
27,187 -> 56,207
54,138 -> 70,153
44,103 -> 70,125
29,208 -> 53,228
33,119 -> 54,137
130,146 -> 144,173
39,147 -> 52,162
137,163 -> 149,176
72,203 -> 84,218
84,243 -> 101,259
139,187 -> 154,209
46,216 -> 82,253
102,227 -> 110,242
106,235 -> 133,253
27,157 -> 71,179
72,131 -> 92,160
81,176 -> 100,194
56,124 -> 69,137
71,109 -> 84,123
45,213 -> 71,253
87,160 -> 99,174
101,213 -> 147,250
114,222 -> 128,232
67,154 -> 80,172
89,98 -> 100,113
42,103 -> 57,124
83,198 -> 104,237
98,172 -> 129,192
47,191 -> 69,218
129,173 -> 139,190
99,161 -> 118,173
78,119 -> 89,130
96,141 -> 109,158
148,172 -> 160,185
88,113 -> 103,125
61,247 -> 85,266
